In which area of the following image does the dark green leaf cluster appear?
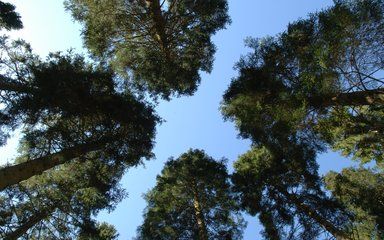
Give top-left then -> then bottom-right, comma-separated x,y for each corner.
136,149 -> 245,240
0,36 -> 159,166
65,0 -> 231,99
324,167 -> 384,239
0,1 -> 22,30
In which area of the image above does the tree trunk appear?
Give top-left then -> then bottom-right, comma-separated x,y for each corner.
0,141 -> 104,190
145,0 -> 170,57
4,207 -> 52,240
191,179 -> 208,240
0,76 -> 31,93
310,88 -> 384,108
277,187 -> 351,240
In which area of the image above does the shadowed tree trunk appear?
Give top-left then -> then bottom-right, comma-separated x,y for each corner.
309,88 -> 384,108
3,207 -> 53,240
145,0 -> 169,56
275,186 -> 351,240
0,77 -> 31,93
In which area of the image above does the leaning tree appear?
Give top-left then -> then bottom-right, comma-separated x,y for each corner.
0,3 -> 160,237
0,151 -> 123,239
0,41 -> 159,190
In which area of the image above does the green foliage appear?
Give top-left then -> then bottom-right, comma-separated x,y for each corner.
232,144 -> 350,239
316,106 -> 384,167
20,51 -> 158,163
222,0 -> 384,238
0,34 -> 159,237
0,1 -> 23,30
0,153 -> 126,239
136,149 -> 245,240
221,0 -> 384,166
0,38 -> 159,168
324,167 -> 384,239
0,36 -> 38,146
65,0 -> 231,99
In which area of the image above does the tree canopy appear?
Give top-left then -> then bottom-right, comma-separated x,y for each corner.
136,149 -> 245,240
232,143 -> 351,239
1,0 -> 384,238
324,167 -> 384,239
0,6 -> 159,236
0,1 -> 22,30
222,0 -> 384,238
0,39 -> 159,189
0,152 -> 123,239
221,0 -> 384,167
65,0 -> 231,99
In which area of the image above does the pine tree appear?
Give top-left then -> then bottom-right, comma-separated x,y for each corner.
232,144 -> 351,239
0,151 -> 124,239
0,44 -> 159,189
65,0 -> 231,99
136,149 -> 245,240
324,167 -> 384,239
221,0 -> 384,167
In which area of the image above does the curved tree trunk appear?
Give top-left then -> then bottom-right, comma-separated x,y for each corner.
3,207 -> 53,240
276,187 -> 351,240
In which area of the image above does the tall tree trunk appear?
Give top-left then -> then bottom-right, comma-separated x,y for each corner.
276,187 -> 351,240
0,141 -> 104,190
191,179 -> 208,240
310,88 -> 384,107
145,0 -> 170,58
3,207 -> 53,240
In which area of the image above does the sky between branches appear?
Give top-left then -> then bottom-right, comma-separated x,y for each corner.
1,1 -> 360,239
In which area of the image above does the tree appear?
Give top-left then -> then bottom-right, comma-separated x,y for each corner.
232,143 -> 351,240
0,1 -> 23,30
0,5 -> 158,239
324,167 -> 384,239
221,0 -> 384,238
0,151 -> 124,239
0,37 -> 159,189
136,149 -> 245,240
221,0 -> 384,167
64,0 -> 231,99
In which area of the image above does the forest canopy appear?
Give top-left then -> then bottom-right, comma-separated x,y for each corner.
0,0 -> 383,239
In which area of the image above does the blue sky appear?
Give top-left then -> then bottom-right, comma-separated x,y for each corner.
2,0 -> 359,239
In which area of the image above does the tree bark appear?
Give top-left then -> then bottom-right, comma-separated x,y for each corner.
0,76 -> 31,93
277,187 -> 351,240
310,88 -> 384,108
191,179 -> 208,240
145,0 -> 170,57
0,141 -> 104,190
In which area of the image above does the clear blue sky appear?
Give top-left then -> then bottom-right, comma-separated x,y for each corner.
2,1 -> 358,239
